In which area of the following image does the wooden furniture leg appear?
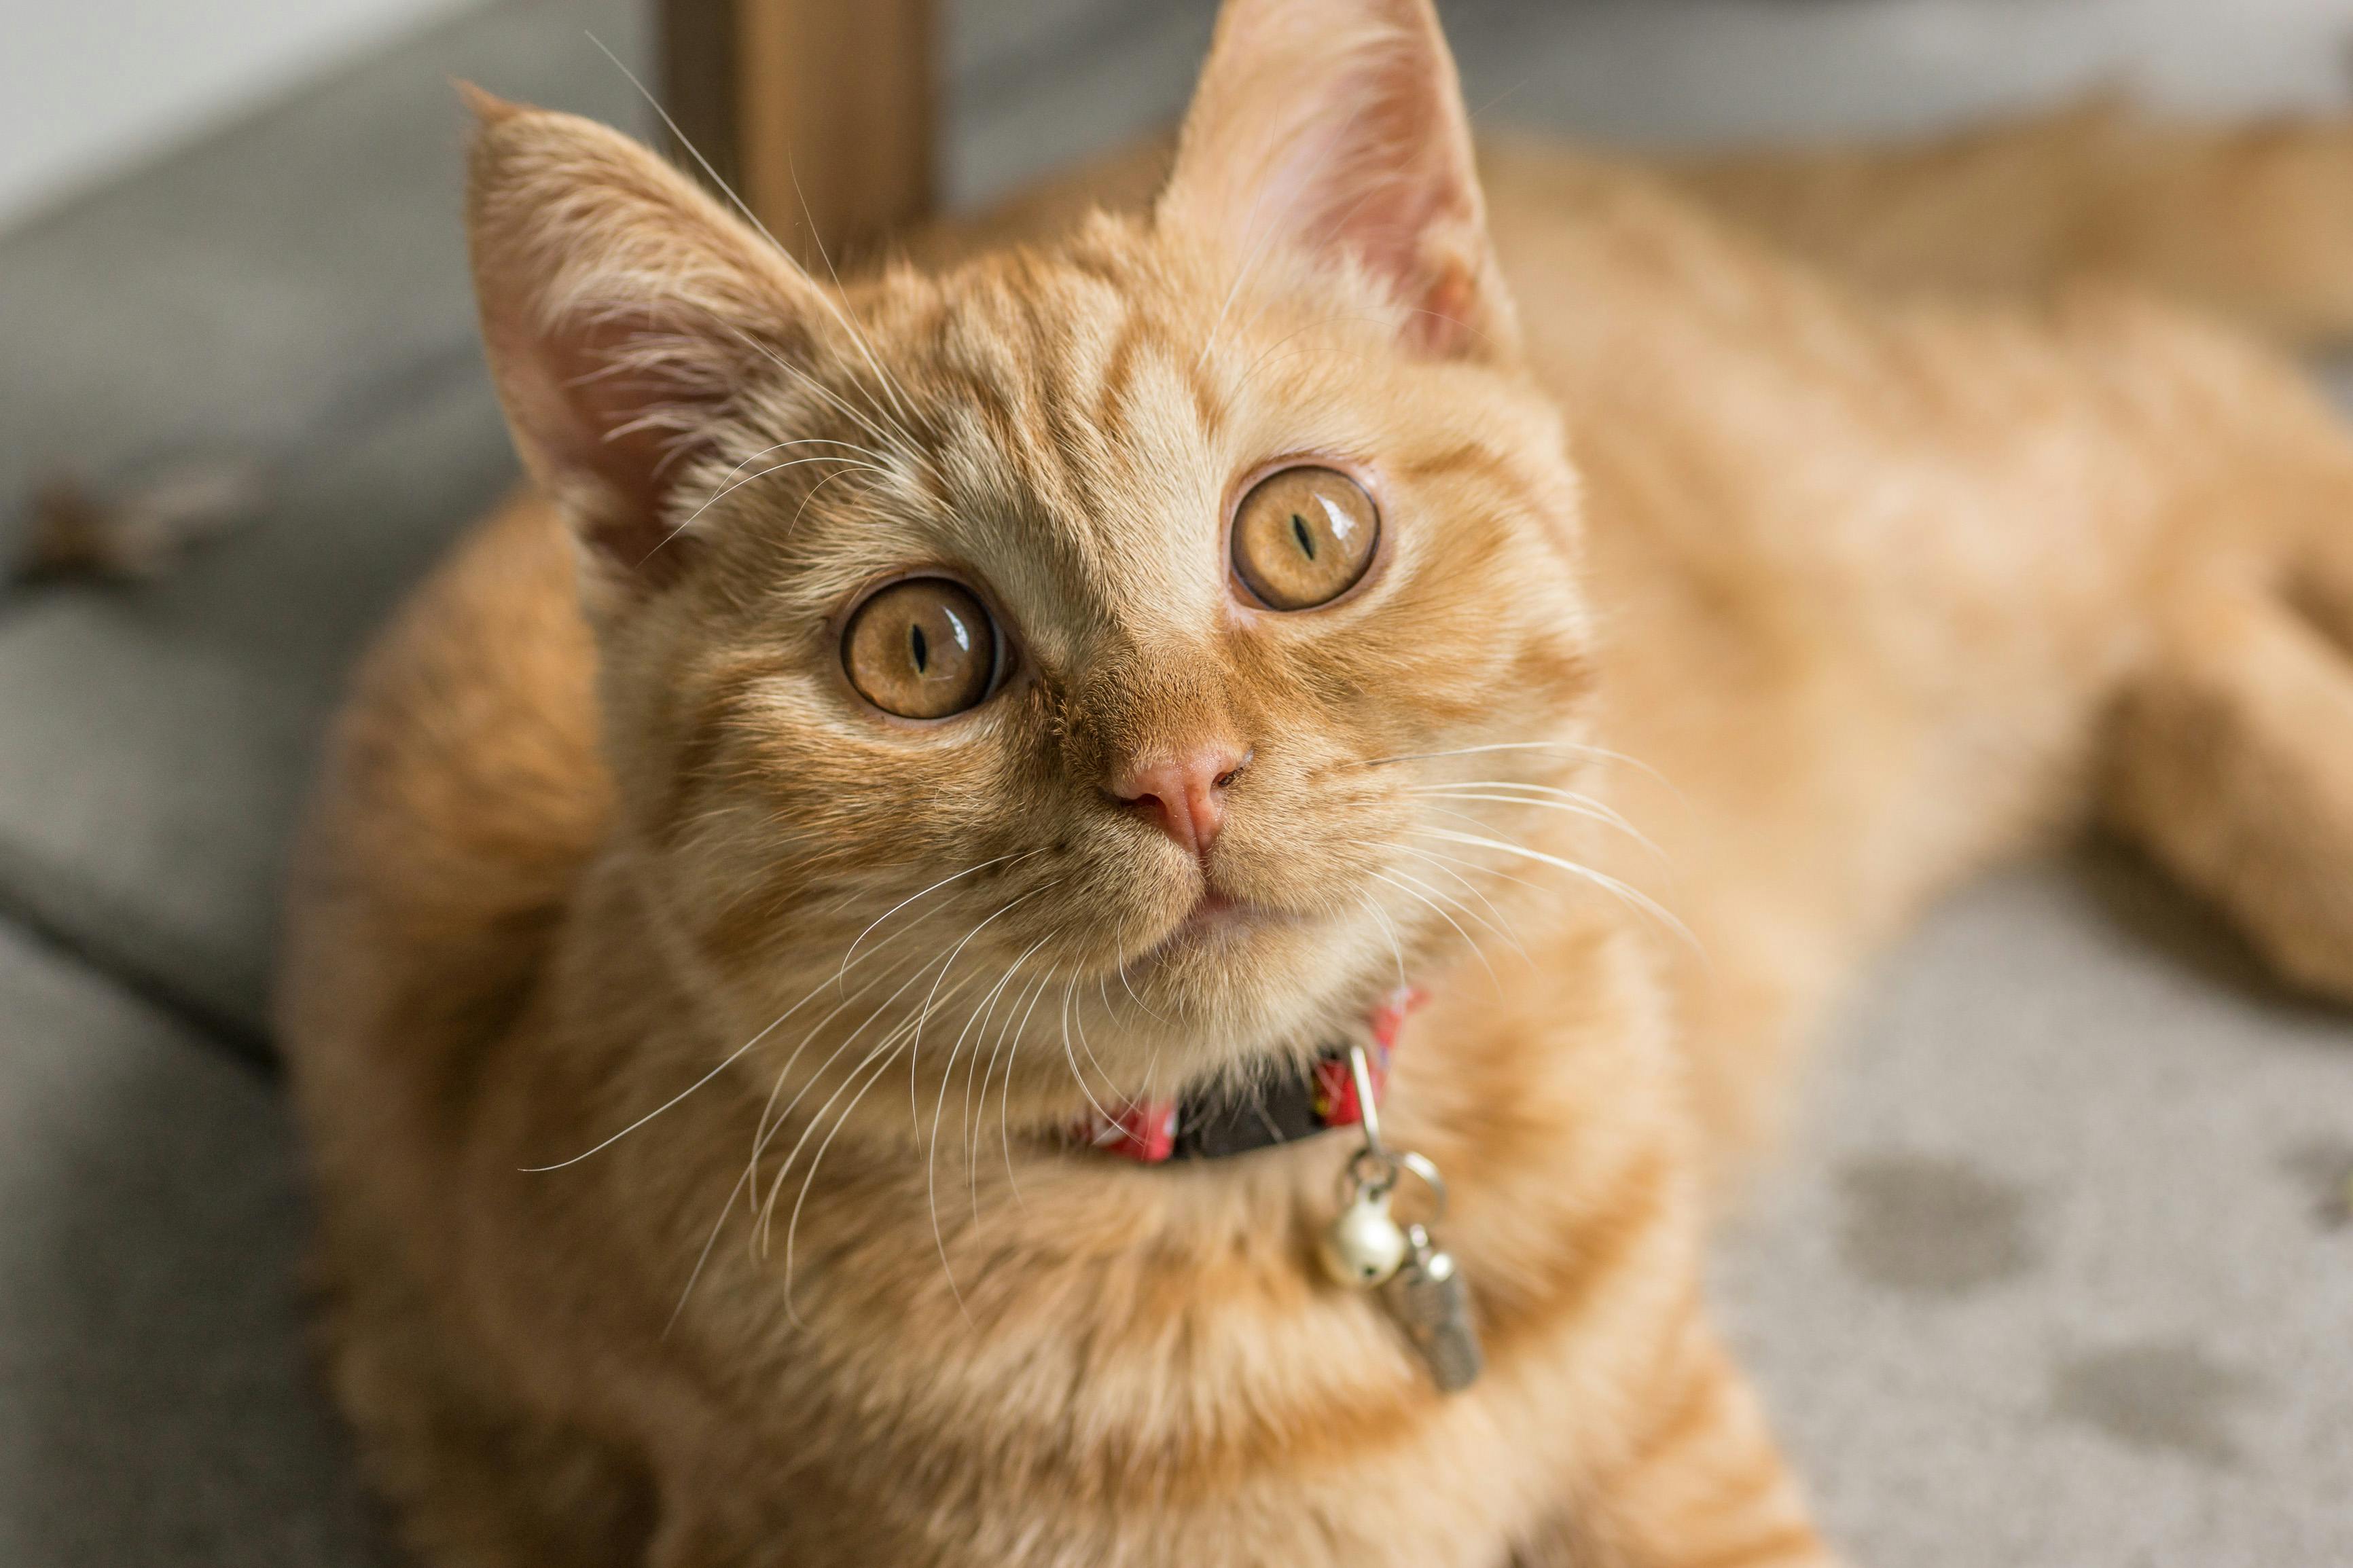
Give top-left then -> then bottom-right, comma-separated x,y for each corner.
660,0 -> 936,267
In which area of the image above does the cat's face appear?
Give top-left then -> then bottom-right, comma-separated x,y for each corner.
620,232 -> 1591,1104
468,0 -> 1595,1125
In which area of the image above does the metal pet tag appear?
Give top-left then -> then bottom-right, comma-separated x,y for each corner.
1383,1224 -> 1484,1393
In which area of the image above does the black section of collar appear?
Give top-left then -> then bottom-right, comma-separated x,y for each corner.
1168,1049 -> 1340,1159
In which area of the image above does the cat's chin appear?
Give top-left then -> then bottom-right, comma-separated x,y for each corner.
1113,890 -> 1367,1052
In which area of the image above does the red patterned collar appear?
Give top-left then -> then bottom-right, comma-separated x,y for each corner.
1073,989 -> 1424,1163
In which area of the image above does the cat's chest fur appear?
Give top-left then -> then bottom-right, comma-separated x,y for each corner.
452,841 -> 1702,1565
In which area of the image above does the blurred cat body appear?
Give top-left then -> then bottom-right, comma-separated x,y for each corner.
277,3 -> 2353,1564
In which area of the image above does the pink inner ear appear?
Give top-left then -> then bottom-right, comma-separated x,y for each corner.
483,288 -> 758,585
1408,261 -> 1479,357
532,312 -> 725,572
1315,46 -> 1462,266
466,103 -> 829,589
1291,30 -> 1485,350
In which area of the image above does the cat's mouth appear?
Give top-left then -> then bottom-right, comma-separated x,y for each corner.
1175,888 -> 1282,942
1135,886 -> 1298,966
1181,889 -> 1249,931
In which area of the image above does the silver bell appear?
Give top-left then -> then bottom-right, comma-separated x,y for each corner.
1320,1182 -> 1409,1287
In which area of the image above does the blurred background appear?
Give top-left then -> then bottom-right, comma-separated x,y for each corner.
1,2 -> 2349,1565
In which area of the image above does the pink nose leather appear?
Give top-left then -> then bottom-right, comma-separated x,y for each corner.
1111,744 -> 1249,860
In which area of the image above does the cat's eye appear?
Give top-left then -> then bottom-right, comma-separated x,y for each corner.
842,579 -> 998,719
1230,466 -> 1380,610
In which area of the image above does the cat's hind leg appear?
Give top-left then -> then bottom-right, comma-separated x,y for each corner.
1666,97 -> 2353,350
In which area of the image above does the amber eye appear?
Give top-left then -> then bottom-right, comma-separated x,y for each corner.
842,579 -> 998,719
1231,465 -> 1380,610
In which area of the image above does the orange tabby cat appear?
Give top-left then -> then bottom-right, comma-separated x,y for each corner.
277,1 -> 2353,1563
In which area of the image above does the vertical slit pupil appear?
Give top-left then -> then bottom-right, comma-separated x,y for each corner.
910,623 -> 929,673
1291,513 -> 1316,560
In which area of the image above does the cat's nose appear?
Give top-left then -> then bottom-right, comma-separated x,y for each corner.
1109,743 -> 1251,862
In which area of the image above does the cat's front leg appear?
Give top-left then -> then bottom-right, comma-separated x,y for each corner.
1513,1315 -> 1833,1568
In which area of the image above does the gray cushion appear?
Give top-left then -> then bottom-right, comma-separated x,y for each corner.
1717,850 -> 2353,1565
0,0 -> 649,567
0,372 -> 514,1036
1445,0 -> 2353,150
0,922 -> 381,1565
0,0 -> 658,1034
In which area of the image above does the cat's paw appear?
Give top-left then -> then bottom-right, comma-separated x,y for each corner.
2106,574 -> 2353,1001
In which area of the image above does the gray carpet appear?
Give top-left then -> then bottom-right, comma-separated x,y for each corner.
0,1 -> 2346,1562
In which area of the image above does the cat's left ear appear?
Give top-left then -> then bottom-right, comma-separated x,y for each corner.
1157,0 -> 1513,360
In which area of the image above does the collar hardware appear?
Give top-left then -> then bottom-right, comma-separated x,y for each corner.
1072,988 -> 1420,1163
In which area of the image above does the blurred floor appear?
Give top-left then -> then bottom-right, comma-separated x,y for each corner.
0,1 -> 2348,1564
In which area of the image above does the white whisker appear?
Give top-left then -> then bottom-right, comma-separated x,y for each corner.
769,145 -> 929,445
648,454 -> 892,560
749,951 -> 956,1247
928,936 -> 1042,1268
1386,862 -> 1528,964
527,902 -> 939,1173
582,35 -> 937,480
666,945 -> 931,1335
842,851 -> 1033,989
728,327 -> 914,473
1410,826 -> 1700,955
1406,780 -> 1638,833
1411,789 -> 1668,867
1359,892 -> 1409,990
981,960 -> 1060,1218
1058,968 -> 1118,1127
780,984 -> 971,1319
1355,739 -> 1675,795
1396,839 -> 1547,899
905,877 -> 1036,1117
750,950 -> 931,1171
963,942 -> 1053,1216
1370,869 -> 1501,989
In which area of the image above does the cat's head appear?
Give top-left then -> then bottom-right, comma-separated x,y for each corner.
467,0 -> 1596,1128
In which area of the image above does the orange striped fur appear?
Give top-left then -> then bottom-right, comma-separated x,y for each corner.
280,3 -> 2353,1563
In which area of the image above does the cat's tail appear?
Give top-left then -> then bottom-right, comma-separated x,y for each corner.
1665,95 -> 2353,349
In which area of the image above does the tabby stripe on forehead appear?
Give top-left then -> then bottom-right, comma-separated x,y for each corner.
966,278 -> 1071,503
1014,273 -> 1103,494
1090,311 -> 1152,440
940,364 -> 1022,458
1399,439 -> 1506,484
1184,349 -> 1227,444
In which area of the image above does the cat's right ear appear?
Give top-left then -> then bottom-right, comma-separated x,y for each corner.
463,88 -> 825,601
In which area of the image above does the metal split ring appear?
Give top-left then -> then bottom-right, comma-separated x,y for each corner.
1340,1144 -> 1450,1226
1333,1042 -> 1451,1223
1346,1042 -> 1386,1156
